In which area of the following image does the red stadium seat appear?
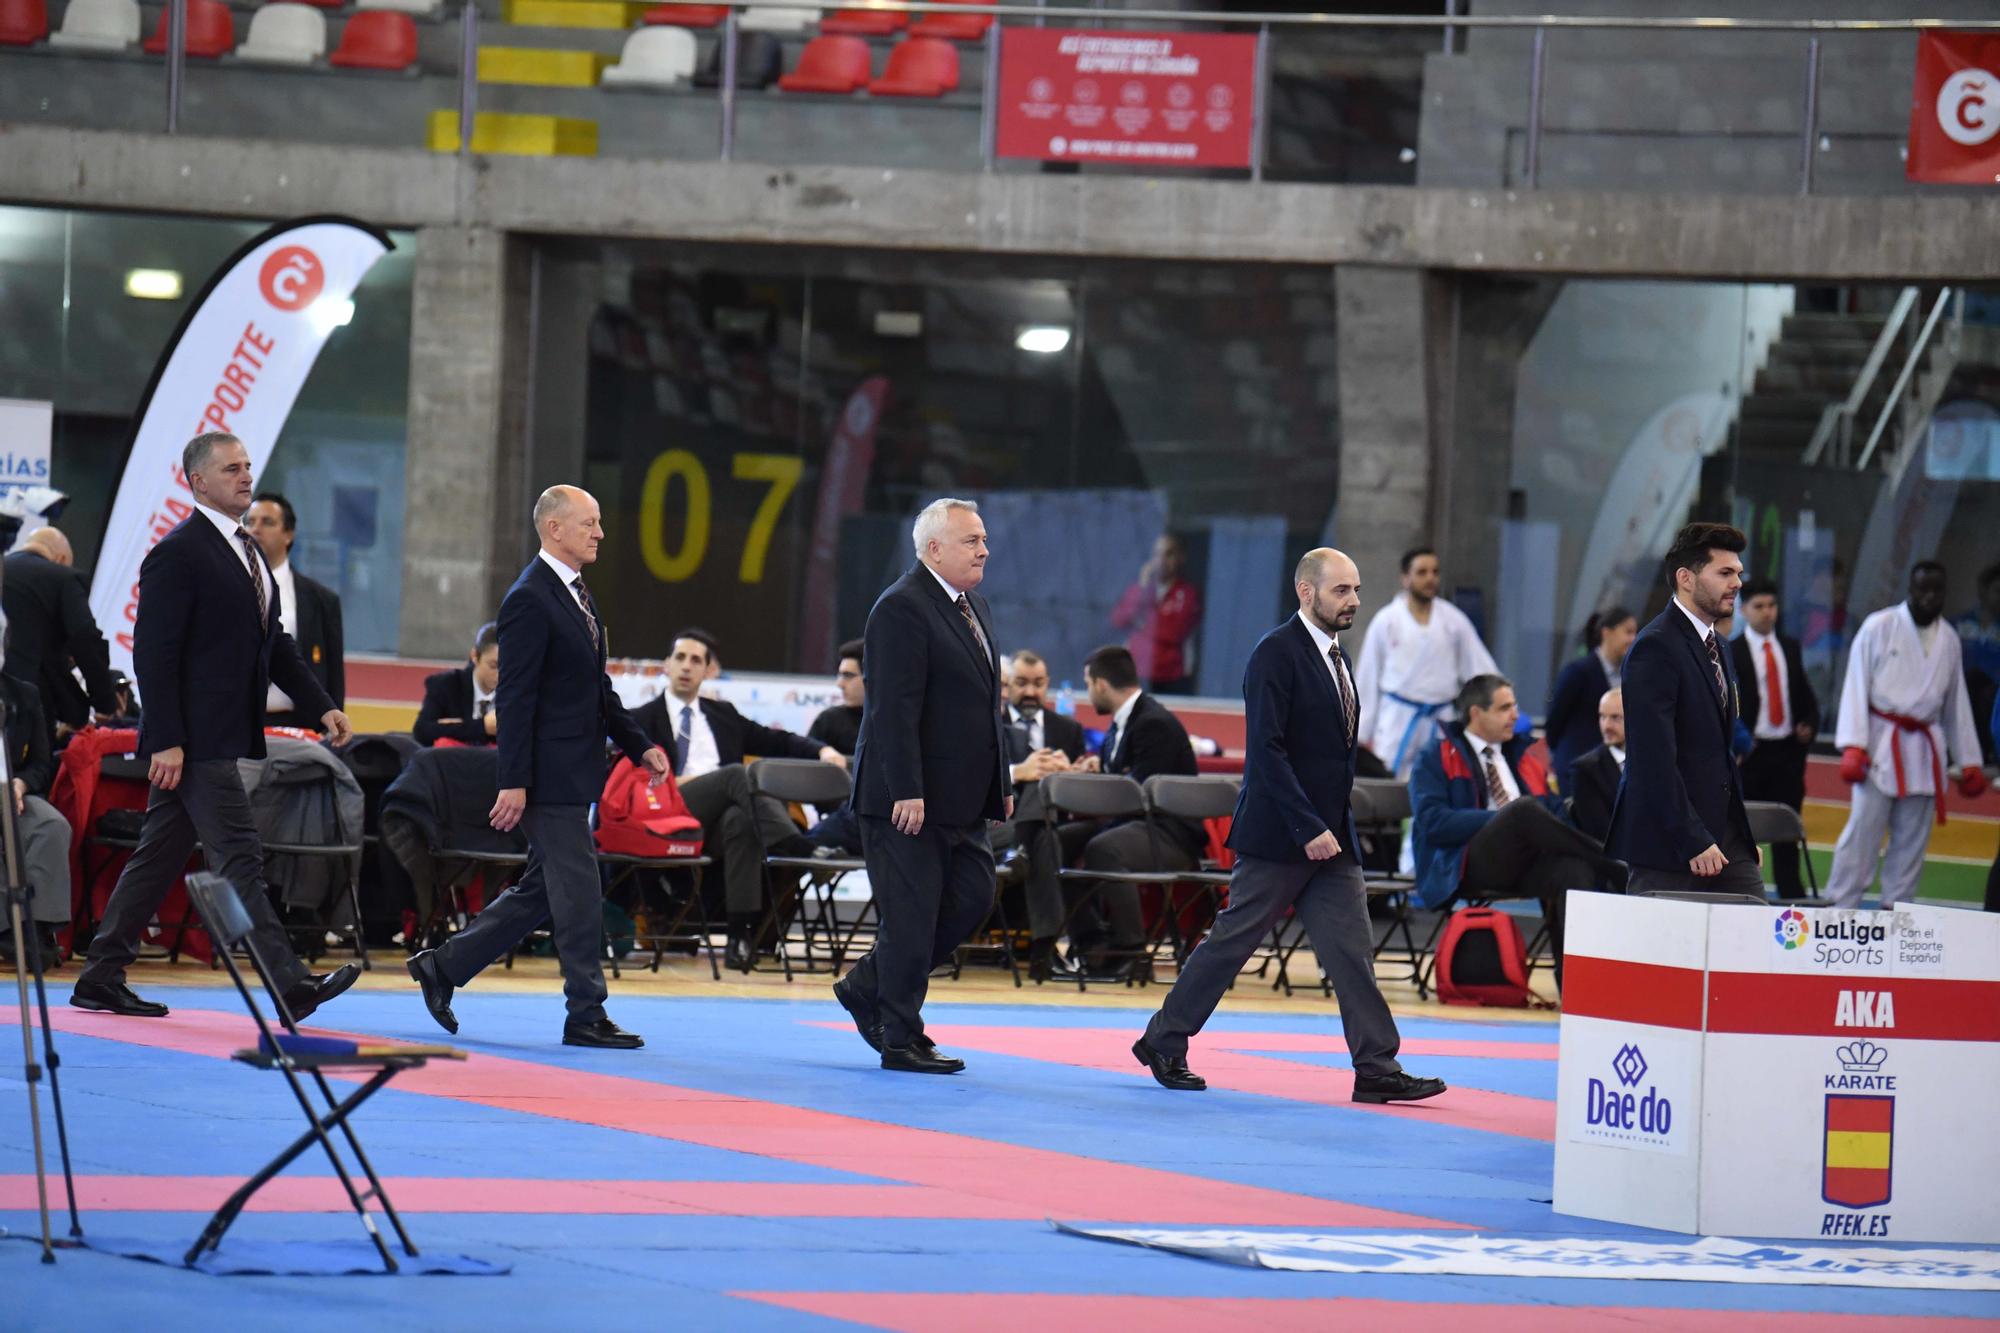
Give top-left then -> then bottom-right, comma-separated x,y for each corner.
868,34 -> 955,96
0,0 -> 48,45
909,0 -> 987,42
818,6 -> 904,36
142,0 -> 233,56
776,33 -> 870,94
641,3 -> 726,27
328,8 -> 416,68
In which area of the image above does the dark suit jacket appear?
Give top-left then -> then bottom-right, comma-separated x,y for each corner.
809,704 -> 864,757
133,515 -> 334,762
1605,605 -> 1754,870
0,549 -> 119,733
494,556 -> 653,806
1228,616 -> 1361,863
1568,743 -> 1623,842
0,674 -> 54,797
1001,706 -> 1087,765
414,665 -> 493,747
850,563 -> 1010,827
1544,651 -> 1612,792
285,567 -> 345,709
1729,630 -> 1820,741
1100,692 -> 1203,854
633,693 -> 822,774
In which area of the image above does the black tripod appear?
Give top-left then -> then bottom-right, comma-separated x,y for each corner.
3,700 -> 83,1261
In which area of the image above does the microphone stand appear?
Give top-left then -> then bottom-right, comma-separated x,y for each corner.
3,698 -> 83,1260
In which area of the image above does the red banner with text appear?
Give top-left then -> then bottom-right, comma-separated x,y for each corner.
1907,31 -> 2000,184
995,29 -> 1258,170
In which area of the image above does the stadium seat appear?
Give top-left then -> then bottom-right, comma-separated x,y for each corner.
691,27 -> 778,89
909,0 -> 987,42
48,0 -> 137,48
737,3 -> 812,33
355,0 -> 441,18
777,33 -> 869,93
143,0 -> 234,56
640,2 -> 724,27
235,2 -> 326,63
818,6 -> 904,36
329,8 -> 416,68
0,0 -> 48,46
600,24 -> 694,87
868,34 -> 954,96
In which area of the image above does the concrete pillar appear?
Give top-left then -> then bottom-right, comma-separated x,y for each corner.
398,226 -> 535,658
1333,265 -> 1445,596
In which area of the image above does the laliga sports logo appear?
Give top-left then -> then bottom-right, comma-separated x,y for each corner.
1774,909 -> 1808,950
259,245 -> 325,312
1937,67 -> 2000,147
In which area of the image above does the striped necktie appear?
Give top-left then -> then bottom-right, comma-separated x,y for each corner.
234,528 -> 268,626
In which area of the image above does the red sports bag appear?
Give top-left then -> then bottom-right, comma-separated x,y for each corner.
1432,905 -> 1536,1007
595,758 -> 704,858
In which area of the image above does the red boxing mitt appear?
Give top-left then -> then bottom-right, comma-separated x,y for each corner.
1839,747 -> 1870,785
1958,766 -> 1990,799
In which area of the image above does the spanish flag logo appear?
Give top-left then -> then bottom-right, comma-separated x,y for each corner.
1822,1094 -> 1893,1209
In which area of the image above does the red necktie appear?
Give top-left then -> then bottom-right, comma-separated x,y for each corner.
1762,640 -> 1784,729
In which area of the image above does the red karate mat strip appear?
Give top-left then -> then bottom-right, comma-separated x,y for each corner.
904,1024 -> 1557,1142
0,1175 -> 1050,1218
735,1293 -> 1996,1332
15,1007 -> 1465,1231
1707,973 -> 2000,1040
1559,956 -> 1707,1031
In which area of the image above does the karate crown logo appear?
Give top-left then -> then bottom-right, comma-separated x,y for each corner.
1836,1041 -> 1888,1073
1773,909 -> 1808,950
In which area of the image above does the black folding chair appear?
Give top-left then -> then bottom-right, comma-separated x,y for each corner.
1743,799 -> 1825,901
1039,772 -> 1187,990
180,871 -> 464,1274
750,759 -> 869,980
598,849 -> 719,978
1271,779 -> 1428,998
1138,775 -> 1237,972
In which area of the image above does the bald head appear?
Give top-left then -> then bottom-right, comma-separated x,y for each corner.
1598,687 -> 1625,749
533,484 -> 604,570
20,527 -> 72,566
1295,547 -> 1361,636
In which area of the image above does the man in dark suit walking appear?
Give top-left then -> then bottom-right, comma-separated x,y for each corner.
414,621 -> 500,747
72,432 -> 358,1020
1606,522 -> 1763,897
1567,687 -> 1625,842
244,492 -> 344,727
1,526 -> 120,749
1134,549 -> 1444,1104
1731,578 -> 1821,899
833,498 -> 1011,1074
407,486 -> 670,1048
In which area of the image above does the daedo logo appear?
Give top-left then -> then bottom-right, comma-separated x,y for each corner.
1584,1042 -> 1674,1144
259,246 -> 324,312
1774,909 -> 1808,950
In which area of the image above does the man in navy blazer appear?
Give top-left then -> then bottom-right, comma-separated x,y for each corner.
1606,523 -> 1763,896
832,498 -> 1012,1075
73,432 -> 358,1021
407,486 -> 670,1048
1135,548 -> 1444,1104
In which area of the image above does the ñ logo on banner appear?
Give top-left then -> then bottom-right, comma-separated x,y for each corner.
259,245 -> 325,312
1823,1094 -> 1893,1210
1937,67 -> 2000,146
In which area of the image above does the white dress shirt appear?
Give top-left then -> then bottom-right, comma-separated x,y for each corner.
265,559 -> 299,713
1609,743 -> 1626,769
538,548 -> 587,616
1742,624 -> 1793,741
668,693 -> 721,779
1672,594 -> 1716,641
1477,741 -> 1522,804
1105,689 -> 1143,767
197,501 -> 274,618
1294,610 -> 1348,698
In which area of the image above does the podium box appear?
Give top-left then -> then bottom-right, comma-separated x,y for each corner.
1553,893 -> 2000,1243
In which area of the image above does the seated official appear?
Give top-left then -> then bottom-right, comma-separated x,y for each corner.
1567,688 -> 1625,842
1410,673 -> 1626,988
988,649 -> 1089,977
0,672 -> 72,967
1041,645 -> 1203,981
633,629 -> 844,971
414,621 -> 501,747
807,638 -> 866,757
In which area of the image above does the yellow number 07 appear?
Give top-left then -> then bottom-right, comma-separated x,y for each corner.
639,449 -> 802,584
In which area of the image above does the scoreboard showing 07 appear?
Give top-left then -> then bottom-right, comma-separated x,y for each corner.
639,448 -> 803,585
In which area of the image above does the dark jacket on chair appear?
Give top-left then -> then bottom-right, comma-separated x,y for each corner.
1226,615 -> 1361,864
1605,604 -> 1754,870
633,693 -> 823,774
1567,742 -> 1623,842
494,556 -> 654,806
133,515 -> 334,763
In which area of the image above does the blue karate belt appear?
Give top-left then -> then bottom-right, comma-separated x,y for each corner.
1386,692 -> 1448,776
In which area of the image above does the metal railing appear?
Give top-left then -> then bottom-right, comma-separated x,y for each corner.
1855,287 -> 1961,475
1801,287 -> 1920,469
139,2 -> 2000,186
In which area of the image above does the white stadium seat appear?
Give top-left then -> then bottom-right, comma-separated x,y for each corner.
600,25 -> 695,89
738,5 -> 814,33
355,0 -> 441,20
47,0 -> 139,49
235,2 -> 326,64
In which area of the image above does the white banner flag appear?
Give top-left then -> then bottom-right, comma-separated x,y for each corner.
89,217 -> 392,676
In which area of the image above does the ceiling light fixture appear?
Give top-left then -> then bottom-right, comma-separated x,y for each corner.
1015,325 -> 1071,354
124,268 -> 183,300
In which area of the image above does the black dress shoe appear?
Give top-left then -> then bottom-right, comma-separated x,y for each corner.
564,1017 -> 644,1048
1352,1070 -> 1448,1104
283,962 -> 361,1023
831,975 -> 883,1053
1132,1036 -> 1206,1090
1027,939 -> 1083,984
725,934 -> 755,974
406,950 -> 458,1035
69,978 -> 169,1018
881,1042 -> 964,1074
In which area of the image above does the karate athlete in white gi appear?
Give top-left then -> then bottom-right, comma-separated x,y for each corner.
1354,547 -> 1498,781
1826,562 -> 1989,909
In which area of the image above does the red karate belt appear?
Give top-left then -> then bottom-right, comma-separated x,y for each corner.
1869,706 -> 1946,825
